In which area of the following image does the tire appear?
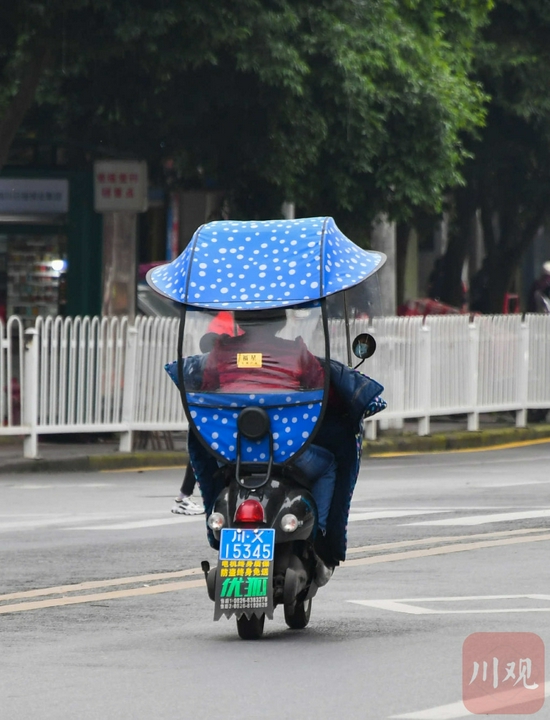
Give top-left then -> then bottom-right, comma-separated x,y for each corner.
284,597 -> 312,629
236,613 -> 265,640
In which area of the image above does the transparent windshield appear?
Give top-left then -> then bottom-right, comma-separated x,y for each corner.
325,274 -> 382,320
181,304 -> 326,395
324,275 -> 382,364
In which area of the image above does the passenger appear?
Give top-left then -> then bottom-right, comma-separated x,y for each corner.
198,310 -> 243,352
201,308 -> 323,392
200,308 -> 337,552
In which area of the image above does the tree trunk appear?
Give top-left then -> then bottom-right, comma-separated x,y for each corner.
440,188 -> 476,308
370,214 -> 396,316
481,205 -> 546,314
485,253 -> 512,313
440,232 -> 468,307
0,44 -> 50,171
395,223 -> 410,307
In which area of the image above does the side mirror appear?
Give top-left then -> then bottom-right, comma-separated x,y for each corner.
352,333 -> 376,359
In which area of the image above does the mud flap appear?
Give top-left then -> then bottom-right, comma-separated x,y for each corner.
282,554 -> 309,606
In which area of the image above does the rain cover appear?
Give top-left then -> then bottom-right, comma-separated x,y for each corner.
147,216 -> 385,310
188,391 -> 323,464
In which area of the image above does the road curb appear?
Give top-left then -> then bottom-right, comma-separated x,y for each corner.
0,451 -> 187,474
364,424 -> 550,455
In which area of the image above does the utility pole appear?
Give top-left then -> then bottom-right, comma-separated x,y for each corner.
281,201 -> 295,220
94,161 -> 148,320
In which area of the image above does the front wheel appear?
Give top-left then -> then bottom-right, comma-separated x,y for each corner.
236,613 -> 265,640
284,597 -> 312,629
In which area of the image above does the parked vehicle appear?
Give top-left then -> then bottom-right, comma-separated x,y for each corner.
147,217 -> 387,638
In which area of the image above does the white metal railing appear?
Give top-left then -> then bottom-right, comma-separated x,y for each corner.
1,314 -> 549,458
0,316 -> 25,433
120,316 -> 185,451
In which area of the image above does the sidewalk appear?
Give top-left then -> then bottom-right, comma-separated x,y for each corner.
367,413 -> 550,455
1,414 -> 550,474
0,432 -> 188,474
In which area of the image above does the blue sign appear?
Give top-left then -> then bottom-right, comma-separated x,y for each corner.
219,528 -> 275,561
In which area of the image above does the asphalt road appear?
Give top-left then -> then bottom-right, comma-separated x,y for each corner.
2,442 -> 550,720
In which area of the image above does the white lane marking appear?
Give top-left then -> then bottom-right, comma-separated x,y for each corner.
348,510 -> 452,522
353,599 -> 436,615
389,681 -> 550,719
0,510 -> 177,531
2,483 -> 112,490
346,528 -> 550,554
404,509 -> 550,526
390,699 -> 472,718
348,506 -> 518,512
2,506 -> 539,532
350,594 -> 550,615
6,506 -> 433,532
0,513 -> 65,517
76,515 -> 204,530
371,453 -> 550,473
477,479 -> 550,487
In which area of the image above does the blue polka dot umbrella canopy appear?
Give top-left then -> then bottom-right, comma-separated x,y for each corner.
147,216 -> 386,309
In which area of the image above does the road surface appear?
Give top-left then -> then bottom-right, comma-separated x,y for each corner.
2,441 -> 550,719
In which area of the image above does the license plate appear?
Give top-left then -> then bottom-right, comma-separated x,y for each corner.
219,528 -> 275,561
215,528 -> 275,620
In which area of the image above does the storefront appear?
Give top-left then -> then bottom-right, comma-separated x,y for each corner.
0,230 -> 67,323
0,170 -> 102,323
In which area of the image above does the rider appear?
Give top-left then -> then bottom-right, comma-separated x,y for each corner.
200,307 -> 337,541
178,306 -> 386,571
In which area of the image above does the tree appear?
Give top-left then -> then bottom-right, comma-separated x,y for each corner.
2,1 -> 491,228
436,0 -> 550,313
0,0 -> 188,168
0,3 -> 52,168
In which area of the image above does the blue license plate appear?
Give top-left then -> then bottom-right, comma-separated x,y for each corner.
219,528 -> 275,561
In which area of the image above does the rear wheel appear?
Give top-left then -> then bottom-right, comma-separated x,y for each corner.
236,613 -> 265,640
284,597 -> 312,629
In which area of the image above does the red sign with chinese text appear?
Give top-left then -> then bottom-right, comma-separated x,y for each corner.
463,632 -> 545,714
94,161 -> 147,213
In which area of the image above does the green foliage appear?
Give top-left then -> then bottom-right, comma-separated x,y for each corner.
448,0 -> 550,312
1,0 -> 492,224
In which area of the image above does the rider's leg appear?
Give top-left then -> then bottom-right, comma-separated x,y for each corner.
188,429 -> 222,515
292,444 -> 336,533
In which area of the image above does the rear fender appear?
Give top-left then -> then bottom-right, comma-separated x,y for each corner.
211,474 -> 316,543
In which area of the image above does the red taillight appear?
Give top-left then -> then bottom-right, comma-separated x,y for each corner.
235,499 -> 265,524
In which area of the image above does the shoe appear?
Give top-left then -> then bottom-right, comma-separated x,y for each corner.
312,533 -> 335,587
313,531 -> 338,568
171,496 -> 204,516
314,557 -> 334,587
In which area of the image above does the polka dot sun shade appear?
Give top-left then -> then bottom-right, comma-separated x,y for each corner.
188,390 -> 323,463
146,216 -> 385,309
